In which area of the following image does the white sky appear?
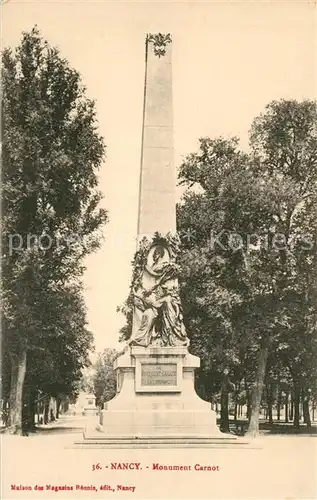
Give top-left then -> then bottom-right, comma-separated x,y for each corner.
3,0 -> 316,352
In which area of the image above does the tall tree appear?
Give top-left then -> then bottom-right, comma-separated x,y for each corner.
248,100 -> 317,432
178,99 -> 317,436
24,284 -> 94,427
2,27 -> 107,433
177,137 -> 288,435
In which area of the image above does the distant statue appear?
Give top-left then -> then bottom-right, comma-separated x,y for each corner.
129,244 -> 189,348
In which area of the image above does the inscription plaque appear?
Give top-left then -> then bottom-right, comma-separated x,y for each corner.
141,363 -> 177,386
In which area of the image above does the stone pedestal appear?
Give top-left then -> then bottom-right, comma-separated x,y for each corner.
80,347 -> 252,448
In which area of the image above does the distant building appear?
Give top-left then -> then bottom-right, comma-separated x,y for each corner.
75,392 -> 98,416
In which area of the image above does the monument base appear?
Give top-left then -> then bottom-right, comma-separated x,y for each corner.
80,347 -> 251,448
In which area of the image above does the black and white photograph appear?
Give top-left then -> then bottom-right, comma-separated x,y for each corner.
1,1 -> 316,499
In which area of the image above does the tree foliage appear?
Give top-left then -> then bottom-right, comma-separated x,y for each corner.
177,99 -> 317,435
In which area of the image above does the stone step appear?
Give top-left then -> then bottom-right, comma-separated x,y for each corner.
84,431 -> 236,440
73,435 -> 258,449
73,442 -> 255,449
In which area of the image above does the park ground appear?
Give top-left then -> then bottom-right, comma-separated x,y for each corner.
1,415 -> 316,500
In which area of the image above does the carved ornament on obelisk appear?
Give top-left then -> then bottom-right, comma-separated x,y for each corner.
128,33 -> 189,349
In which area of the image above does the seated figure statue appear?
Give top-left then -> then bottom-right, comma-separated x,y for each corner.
128,245 -> 189,348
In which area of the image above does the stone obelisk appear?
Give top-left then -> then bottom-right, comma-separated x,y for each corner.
81,35 -> 243,447
137,33 -> 176,240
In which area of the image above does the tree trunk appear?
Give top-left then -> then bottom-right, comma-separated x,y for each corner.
220,390 -> 230,433
289,393 -> 294,421
246,392 -> 251,421
267,383 -> 273,425
285,391 -> 289,423
56,396 -> 61,419
302,391 -> 311,428
43,396 -> 50,424
293,384 -> 301,429
246,346 -> 269,438
49,398 -> 56,422
38,399 -> 44,424
36,399 -> 40,425
1,400 -> 9,427
276,385 -> 281,421
6,351 -> 27,435
233,382 -> 239,423
25,387 -> 36,432
234,402 -> 238,422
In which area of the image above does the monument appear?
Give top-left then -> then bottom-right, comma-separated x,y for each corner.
81,34 -> 245,447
